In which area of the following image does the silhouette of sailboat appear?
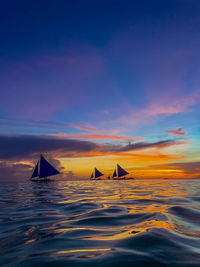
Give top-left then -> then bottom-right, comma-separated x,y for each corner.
90,168 -> 103,180
30,155 -> 60,181
112,164 -> 134,180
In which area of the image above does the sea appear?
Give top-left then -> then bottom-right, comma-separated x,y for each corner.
0,179 -> 200,267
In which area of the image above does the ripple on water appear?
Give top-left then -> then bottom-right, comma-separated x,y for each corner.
0,179 -> 200,266
72,212 -> 156,227
168,206 -> 200,225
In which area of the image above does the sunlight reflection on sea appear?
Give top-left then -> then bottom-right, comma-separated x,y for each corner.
0,179 -> 200,266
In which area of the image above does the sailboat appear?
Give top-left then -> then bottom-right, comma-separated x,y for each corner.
30,154 -> 60,181
90,168 -> 104,180
112,164 -> 134,180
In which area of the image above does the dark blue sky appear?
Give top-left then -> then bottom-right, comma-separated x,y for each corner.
1,0 -> 199,59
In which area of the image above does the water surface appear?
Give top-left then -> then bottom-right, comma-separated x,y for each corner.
0,179 -> 200,266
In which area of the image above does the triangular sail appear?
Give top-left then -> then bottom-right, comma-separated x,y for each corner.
117,164 -> 128,177
31,161 -> 39,179
94,168 -> 103,178
39,155 -> 60,178
112,168 -> 117,178
90,172 -> 94,179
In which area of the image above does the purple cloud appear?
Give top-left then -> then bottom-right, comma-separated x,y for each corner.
0,134 -> 186,160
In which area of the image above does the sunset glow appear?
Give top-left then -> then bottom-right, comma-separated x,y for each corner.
0,1 -> 200,181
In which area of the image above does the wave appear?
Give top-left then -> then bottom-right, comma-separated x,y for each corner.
0,179 -> 200,266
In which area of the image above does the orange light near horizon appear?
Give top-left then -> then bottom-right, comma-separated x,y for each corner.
15,144 -> 194,180
59,153 -> 191,179
152,169 -> 184,173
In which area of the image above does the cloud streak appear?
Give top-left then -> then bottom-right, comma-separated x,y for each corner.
119,90 -> 200,127
55,132 -> 145,141
0,134 -> 189,181
149,161 -> 200,178
0,134 -> 187,160
166,127 -> 187,136
0,117 -> 100,133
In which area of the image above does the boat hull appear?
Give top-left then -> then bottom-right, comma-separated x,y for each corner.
31,178 -> 54,182
112,177 -> 134,180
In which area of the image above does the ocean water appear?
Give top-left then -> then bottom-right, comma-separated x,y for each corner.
0,179 -> 200,267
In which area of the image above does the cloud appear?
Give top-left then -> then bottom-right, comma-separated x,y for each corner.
0,135 -> 188,181
0,135 -> 98,160
67,124 -> 99,133
103,139 -> 187,153
108,27 -> 200,129
0,156 -> 64,182
147,90 -> 200,116
0,134 -> 187,161
0,117 -> 147,142
119,90 -> 200,127
55,132 -> 145,141
150,161 -> 200,178
166,127 -> 187,136
0,117 -> 100,133
0,161 -> 32,181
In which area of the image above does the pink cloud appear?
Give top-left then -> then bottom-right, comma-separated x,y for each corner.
147,90 -> 200,116
119,90 -> 200,126
166,127 -> 187,136
105,27 -> 200,131
55,132 -> 145,141
68,124 -> 100,133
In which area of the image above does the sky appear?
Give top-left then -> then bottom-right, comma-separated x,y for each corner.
1,0 -> 200,180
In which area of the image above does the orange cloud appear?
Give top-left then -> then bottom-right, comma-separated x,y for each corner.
145,161 -> 200,179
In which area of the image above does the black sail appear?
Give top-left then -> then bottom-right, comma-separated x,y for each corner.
94,168 -> 103,178
31,161 -> 39,179
117,164 -> 128,177
39,155 -> 60,178
112,169 -> 117,178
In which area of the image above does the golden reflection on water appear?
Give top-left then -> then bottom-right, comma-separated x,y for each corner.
54,248 -> 112,258
0,178 -> 199,266
22,179 -> 199,261
25,239 -> 37,245
55,248 -> 111,254
84,220 -> 174,241
49,180 -> 191,243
